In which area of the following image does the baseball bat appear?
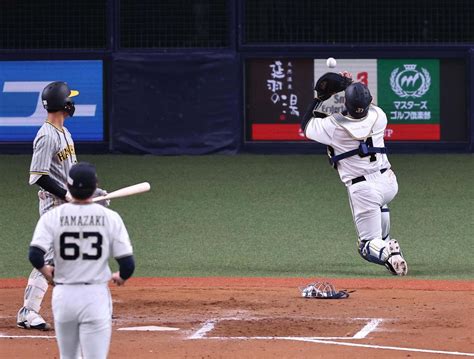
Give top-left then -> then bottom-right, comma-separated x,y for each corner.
92,182 -> 151,202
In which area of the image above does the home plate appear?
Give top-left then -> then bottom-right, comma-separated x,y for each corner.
117,326 -> 180,332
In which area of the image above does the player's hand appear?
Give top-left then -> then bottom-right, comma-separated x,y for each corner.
112,272 -> 125,286
314,72 -> 353,100
93,188 -> 111,207
339,71 -> 353,79
40,265 -> 55,285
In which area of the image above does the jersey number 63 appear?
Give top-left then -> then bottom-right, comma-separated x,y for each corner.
60,232 -> 103,260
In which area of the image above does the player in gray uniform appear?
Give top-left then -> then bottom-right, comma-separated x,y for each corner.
17,82 -> 107,330
28,162 -> 135,358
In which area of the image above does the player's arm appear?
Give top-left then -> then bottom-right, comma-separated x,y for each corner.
110,212 -> 135,286
29,135 -> 55,184
29,215 -> 55,284
301,93 -> 336,145
36,176 -> 68,200
29,134 -> 69,200
300,98 -> 326,133
112,255 -> 135,286
28,246 -> 54,284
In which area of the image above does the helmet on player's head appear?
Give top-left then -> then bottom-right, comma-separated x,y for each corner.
67,162 -> 97,200
344,83 -> 373,119
41,81 -> 79,117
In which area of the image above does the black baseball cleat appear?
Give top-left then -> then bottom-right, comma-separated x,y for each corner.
16,307 -> 52,331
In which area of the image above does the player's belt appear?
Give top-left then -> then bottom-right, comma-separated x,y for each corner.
351,168 -> 388,185
55,282 -> 92,285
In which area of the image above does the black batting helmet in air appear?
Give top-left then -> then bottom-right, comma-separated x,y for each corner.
344,83 -> 373,119
41,81 -> 79,117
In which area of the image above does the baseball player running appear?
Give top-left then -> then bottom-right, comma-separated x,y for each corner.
17,82 -> 107,330
28,162 -> 135,359
301,72 -> 407,276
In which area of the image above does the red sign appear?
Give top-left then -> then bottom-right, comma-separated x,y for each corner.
252,123 -> 441,141
385,124 -> 440,141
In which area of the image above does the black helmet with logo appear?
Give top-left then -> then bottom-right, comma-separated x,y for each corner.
344,83 -> 373,119
41,81 -> 79,117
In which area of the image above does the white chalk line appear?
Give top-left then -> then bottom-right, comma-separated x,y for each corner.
188,317 -> 474,357
188,317 -> 381,341
353,318 -> 383,339
189,319 -> 217,339
0,334 -> 56,339
288,338 -> 474,357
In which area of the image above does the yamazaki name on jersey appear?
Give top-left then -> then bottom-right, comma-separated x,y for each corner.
60,215 -> 105,227
57,145 -> 76,162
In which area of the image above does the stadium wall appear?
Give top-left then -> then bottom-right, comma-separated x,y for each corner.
0,0 -> 472,154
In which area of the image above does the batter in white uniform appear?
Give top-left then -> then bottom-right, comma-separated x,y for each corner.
28,162 -> 135,358
302,72 -> 407,276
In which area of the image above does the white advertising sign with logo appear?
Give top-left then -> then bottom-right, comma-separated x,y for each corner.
313,59 -> 378,114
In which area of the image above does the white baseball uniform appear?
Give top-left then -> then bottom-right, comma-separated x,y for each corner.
30,202 -> 133,358
304,104 -> 399,266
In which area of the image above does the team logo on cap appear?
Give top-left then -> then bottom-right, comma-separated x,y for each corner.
390,64 -> 431,98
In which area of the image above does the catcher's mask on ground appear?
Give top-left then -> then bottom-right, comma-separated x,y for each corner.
344,83 -> 372,119
67,162 -> 98,200
41,81 -> 79,117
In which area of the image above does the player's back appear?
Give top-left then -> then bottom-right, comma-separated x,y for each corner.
38,203 -> 131,285
330,105 -> 391,184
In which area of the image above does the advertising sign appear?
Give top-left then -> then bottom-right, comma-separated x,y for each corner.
0,60 -> 104,141
377,59 -> 440,140
313,59 -> 378,115
246,59 -> 313,141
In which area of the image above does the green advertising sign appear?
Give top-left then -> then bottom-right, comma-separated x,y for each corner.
377,59 -> 440,124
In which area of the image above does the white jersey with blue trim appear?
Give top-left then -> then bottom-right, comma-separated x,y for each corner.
30,203 -> 133,285
304,104 -> 391,186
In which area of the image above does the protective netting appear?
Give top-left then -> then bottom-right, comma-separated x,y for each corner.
0,0 -> 107,49
120,0 -> 229,48
244,0 -> 474,44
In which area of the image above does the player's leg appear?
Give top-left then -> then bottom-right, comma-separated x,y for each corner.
348,184 -> 387,264
79,284 -> 113,358
79,318 -> 112,359
16,268 -> 50,330
377,170 -> 407,275
52,285 -> 81,358
55,321 -> 81,359
348,180 -> 406,275
381,205 -> 391,241
17,197 -> 55,329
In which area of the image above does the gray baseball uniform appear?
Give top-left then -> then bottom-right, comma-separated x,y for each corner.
17,121 -> 77,330
29,121 -> 77,215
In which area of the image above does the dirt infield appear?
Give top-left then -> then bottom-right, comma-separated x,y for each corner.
0,277 -> 473,358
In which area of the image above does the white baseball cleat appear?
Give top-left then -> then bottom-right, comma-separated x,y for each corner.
16,307 -> 51,331
384,240 -> 408,276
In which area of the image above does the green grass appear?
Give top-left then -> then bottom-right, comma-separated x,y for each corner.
0,154 -> 473,279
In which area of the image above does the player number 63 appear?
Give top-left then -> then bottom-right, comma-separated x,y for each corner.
59,232 -> 103,260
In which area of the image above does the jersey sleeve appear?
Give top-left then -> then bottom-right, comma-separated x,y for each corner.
304,116 -> 337,145
29,134 -> 57,185
30,212 -> 54,253
110,212 -> 133,259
